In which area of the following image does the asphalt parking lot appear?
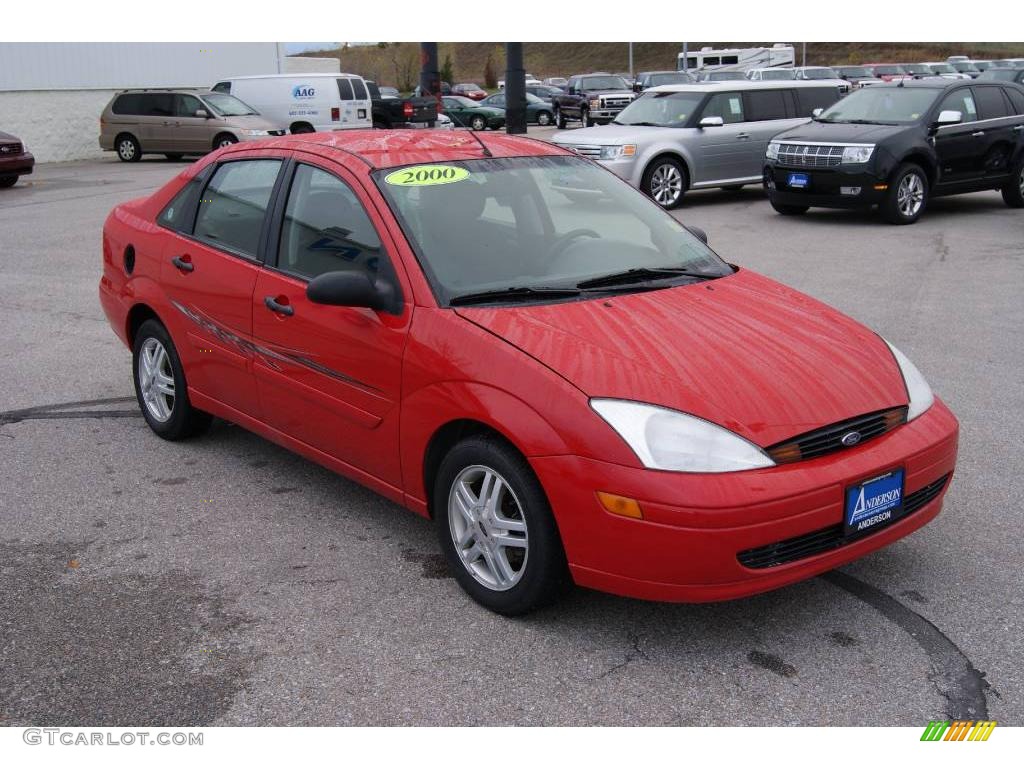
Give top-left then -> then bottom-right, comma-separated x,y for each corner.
1,127 -> 1022,726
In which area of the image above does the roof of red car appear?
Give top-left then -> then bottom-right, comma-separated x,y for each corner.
239,129 -> 570,171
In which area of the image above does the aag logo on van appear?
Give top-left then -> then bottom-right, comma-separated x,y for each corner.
292,84 -> 316,99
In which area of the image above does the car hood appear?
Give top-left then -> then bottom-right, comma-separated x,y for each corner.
224,114 -> 285,131
0,130 -> 19,142
552,123 -> 688,146
455,269 -> 908,447
773,119 -> 905,144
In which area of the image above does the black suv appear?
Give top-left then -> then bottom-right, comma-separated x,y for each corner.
764,80 -> 1024,223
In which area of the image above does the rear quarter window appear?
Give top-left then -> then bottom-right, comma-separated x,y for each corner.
337,78 -> 355,100
1006,87 -> 1024,115
112,94 -> 142,115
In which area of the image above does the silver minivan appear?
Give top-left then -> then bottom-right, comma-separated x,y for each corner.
551,81 -> 842,208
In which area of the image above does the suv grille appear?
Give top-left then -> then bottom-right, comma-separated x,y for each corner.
737,473 -> 951,569
0,142 -> 22,155
601,96 -> 632,109
776,142 -> 845,168
563,144 -> 602,158
766,407 -> 908,464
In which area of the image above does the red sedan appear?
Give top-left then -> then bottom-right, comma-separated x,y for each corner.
98,130 -> 958,615
450,82 -> 488,100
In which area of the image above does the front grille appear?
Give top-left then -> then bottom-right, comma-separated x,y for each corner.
776,142 -> 845,168
737,473 -> 951,569
564,143 -> 602,158
766,407 -> 908,464
0,142 -> 22,155
601,96 -> 632,109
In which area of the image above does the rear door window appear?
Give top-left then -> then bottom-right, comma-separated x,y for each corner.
194,160 -> 283,259
337,78 -> 355,100
972,86 -> 1010,119
701,92 -> 745,123
744,89 -> 788,121
141,93 -> 174,117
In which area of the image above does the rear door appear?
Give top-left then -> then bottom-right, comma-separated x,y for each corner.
692,91 -> 752,183
144,93 -> 177,152
971,85 -> 1016,181
741,88 -> 794,170
250,153 -> 410,487
160,155 -> 285,417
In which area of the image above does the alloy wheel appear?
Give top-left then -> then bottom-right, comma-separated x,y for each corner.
138,337 -> 175,423
118,139 -> 135,160
447,465 -> 528,591
897,172 -> 924,218
471,116 -> 486,131
650,163 -> 683,207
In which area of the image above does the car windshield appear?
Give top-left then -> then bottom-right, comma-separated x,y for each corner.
952,62 -> 979,73
759,69 -> 796,80
838,67 -> 872,77
903,64 -> 930,75
817,87 -> 939,124
525,93 -> 545,104
457,83 -> 481,90
872,65 -> 905,76
801,68 -> 839,79
927,63 -> 956,74
580,76 -> 630,90
202,93 -> 258,116
612,91 -> 705,127
373,155 -> 731,304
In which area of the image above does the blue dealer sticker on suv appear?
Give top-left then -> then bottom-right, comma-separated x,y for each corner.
845,469 -> 904,536
787,172 -> 809,189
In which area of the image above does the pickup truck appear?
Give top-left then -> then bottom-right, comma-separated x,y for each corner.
366,81 -> 438,128
551,73 -> 636,128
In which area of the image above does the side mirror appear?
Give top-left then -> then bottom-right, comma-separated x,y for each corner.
699,116 -> 724,128
685,225 -> 708,244
936,109 -> 962,126
306,271 -> 397,313
812,107 -> 823,118
195,109 -> 210,119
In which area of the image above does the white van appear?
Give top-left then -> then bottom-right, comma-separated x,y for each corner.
211,73 -> 372,134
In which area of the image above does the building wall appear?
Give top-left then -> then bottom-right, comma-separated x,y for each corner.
0,90 -> 116,163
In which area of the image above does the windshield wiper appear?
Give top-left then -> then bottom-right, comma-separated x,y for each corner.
618,121 -> 662,127
575,267 -> 716,290
836,119 -> 898,126
449,286 -> 581,306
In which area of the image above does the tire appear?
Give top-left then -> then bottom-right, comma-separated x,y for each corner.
641,156 -> 688,209
881,163 -> 928,224
536,110 -> 552,126
373,120 -> 388,130
582,108 -> 594,127
213,133 -> 237,150
470,115 -> 486,131
0,176 -> 17,189
164,153 -> 184,161
116,133 -> 141,163
290,123 -> 315,135
1001,161 -> 1024,208
434,435 -> 570,615
132,319 -> 211,441
770,200 -> 810,215
555,106 -> 566,129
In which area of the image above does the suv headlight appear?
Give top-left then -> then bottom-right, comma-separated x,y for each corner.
841,145 -> 874,163
591,399 -> 775,473
241,129 -> 270,137
599,144 -> 637,160
883,341 -> 934,421
766,141 -> 780,160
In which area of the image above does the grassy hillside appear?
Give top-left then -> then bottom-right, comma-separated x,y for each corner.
306,42 -> 1024,90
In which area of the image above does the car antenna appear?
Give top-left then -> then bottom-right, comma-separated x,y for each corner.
464,127 -> 493,157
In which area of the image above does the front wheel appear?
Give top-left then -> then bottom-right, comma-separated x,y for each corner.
0,175 -> 17,189
555,106 -> 566,129
1002,162 -> 1024,208
881,163 -> 928,224
642,157 -> 688,209
132,320 -> 211,440
213,134 -> 237,150
770,200 -> 810,215
434,435 -> 570,615
581,108 -> 594,127
470,115 -> 486,131
536,110 -> 552,126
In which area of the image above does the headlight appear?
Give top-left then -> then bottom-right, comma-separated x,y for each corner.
599,144 -> 637,160
766,141 -> 780,160
589,98 -> 601,109
883,341 -> 934,421
241,129 -> 270,137
591,399 -> 775,473
841,145 -> 874,163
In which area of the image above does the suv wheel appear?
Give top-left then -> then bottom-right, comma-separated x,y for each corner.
434,435 -> 570,615
642,157 -> 688,209
1002,161 -> 1024,208
581,108 -> 594,127
554,106 -> 566,129
881,163 -> 928,224
116,134 -> 141,163
470,115 -> 486,131
132,320 -> 211,440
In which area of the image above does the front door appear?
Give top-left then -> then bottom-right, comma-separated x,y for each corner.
933,87 -> 985,187
251,157 -> 409,487
161,157 -> 285,417
171,93 -> 213,154
692,91 -> 753,183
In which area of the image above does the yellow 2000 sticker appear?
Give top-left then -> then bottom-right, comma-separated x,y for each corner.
384,165 -> 469,186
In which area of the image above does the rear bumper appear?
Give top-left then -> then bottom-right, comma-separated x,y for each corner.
764,163 -> 888,208
0,151 -> 34,177
531,399 -> 958,602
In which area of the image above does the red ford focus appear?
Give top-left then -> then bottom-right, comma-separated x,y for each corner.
99,130 -> 958,615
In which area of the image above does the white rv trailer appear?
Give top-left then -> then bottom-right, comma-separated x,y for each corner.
677,44 -> 796,73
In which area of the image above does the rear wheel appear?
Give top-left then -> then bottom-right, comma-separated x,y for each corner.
434,435 -> 570,615
770,200 -> 810,215
290,122 -> 315,135
555,106 -> 566,129
0,176 -> 17,188
116,133 -> 141,162
642,156 -> 688,209
470,115 -> 486,131
881,163 -> 928,224
536,110 -> 552,126
132,320 -> 211,441
1001,161 -> 1024,208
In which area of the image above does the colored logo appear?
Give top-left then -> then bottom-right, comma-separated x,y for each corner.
920,720 -> 996,742
292,85 -> 316,99
840,431 -> 862,446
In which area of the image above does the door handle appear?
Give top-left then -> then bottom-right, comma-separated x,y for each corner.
736,133 -> 751,140
1013,125 -> 1023,133
971,131 -> 986,137
171,255 -> 194,272
264,296 -> 294,317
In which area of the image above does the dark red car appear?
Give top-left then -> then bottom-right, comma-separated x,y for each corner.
0,131 -> 35,188
451,82 -> 488,100
864,64 -> 913,82
98,130 -> 958,615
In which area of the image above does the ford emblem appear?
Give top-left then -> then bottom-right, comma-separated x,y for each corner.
840,431 -> 862,447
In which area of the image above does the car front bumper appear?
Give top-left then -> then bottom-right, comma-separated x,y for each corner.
764,162 -> 889,209
531,398 -> 958,602
0,150 -> 35,177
